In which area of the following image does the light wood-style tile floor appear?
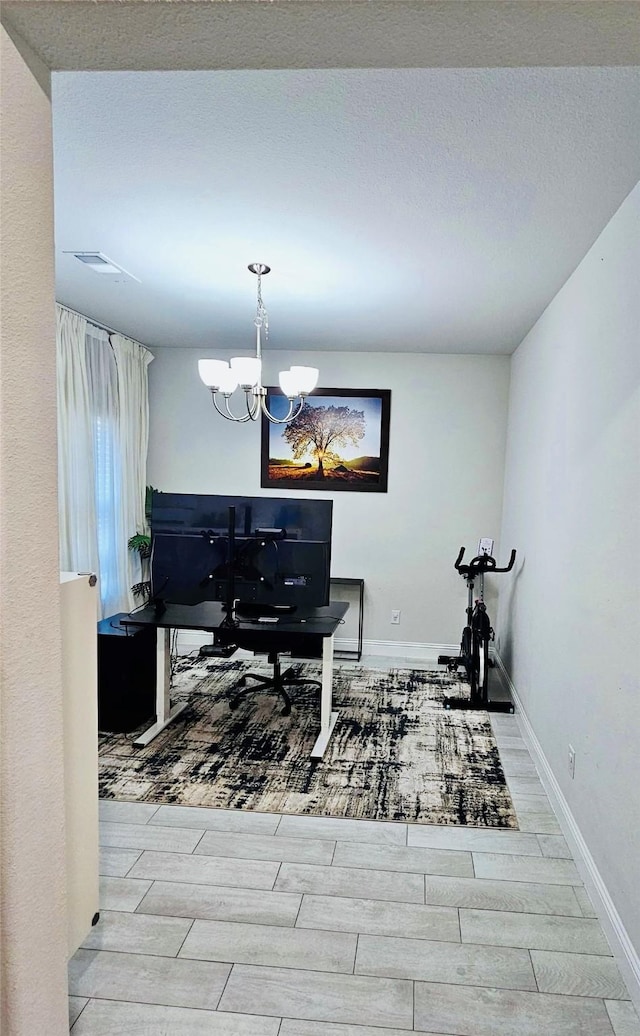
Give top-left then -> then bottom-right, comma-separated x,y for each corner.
70,660 -> 640,1035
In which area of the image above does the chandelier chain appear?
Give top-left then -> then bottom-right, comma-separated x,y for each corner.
255,269 -> 268,341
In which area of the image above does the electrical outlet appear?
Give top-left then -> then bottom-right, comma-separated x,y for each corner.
568,745 -> 576,779
391,610 -> 401,625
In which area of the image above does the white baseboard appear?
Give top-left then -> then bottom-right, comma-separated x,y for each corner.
362,640 -> 458,663
494,653 -> 640,1012
176,629 -> 456,664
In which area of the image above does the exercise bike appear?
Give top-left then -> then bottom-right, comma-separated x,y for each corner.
438,544 -> 516,713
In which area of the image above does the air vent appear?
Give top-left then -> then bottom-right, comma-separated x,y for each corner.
76,253 -> 110,267
65,251 -> 140,282
72,252 -> 124,274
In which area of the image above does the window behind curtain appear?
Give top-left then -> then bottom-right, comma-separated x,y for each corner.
86,329 -> 123,618
93,413 -> 122,616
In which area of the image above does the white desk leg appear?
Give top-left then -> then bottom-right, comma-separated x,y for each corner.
133,628 -> 189,747
310,633 -> 340,759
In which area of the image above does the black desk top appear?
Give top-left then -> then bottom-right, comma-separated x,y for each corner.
121,600 -> 348,638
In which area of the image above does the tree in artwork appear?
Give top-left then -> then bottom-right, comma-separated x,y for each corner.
283,403 -> 365,479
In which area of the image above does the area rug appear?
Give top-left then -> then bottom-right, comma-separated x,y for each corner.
98,657 -> 517,827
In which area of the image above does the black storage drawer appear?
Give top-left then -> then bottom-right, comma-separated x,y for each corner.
97,613 -> 156,733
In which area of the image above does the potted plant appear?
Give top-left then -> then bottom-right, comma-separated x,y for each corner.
128,485 -> 154,600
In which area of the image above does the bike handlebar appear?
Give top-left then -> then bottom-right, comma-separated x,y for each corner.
454,547 -> 516,574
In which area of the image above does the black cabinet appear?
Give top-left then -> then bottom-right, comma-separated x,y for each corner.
97,613 -> 156,733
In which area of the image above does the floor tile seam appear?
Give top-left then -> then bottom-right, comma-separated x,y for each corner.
100,853 -> 144,878
407,976 -> 623,1004
137,909 -> 301,928
422,903 -> 586,919
72,990 -> 286,1020
294,922 -> 462,944
181,917 -> 361,944
109,849 -> 143,878
213,958 -> 421,989
101,820 -> 207,836
335,838 -> 475,859
275,888 -> 425,906
456,905 -> 611,925
328,863 -> 475,880
276,832 -> 410,848
528,947 -> 540,993
96,906 -> 197,930
455,935 -> 612,955
100,841 -> 206,855
528,955 -> 630,1002
406,830 -> 541,843
73,945 -> 238,964
355,934 -> 558,958
273,860 -> 284,891
352,964 -> 539,994
177,948 -> 358,975
197,831 -> 338,847
69,996 -> 91,1032
292,891 -> 306,928
174,915 -> 198,958
529,947 -> 618,962
97,814 -> 161,828
191,829 -> 210,854
466,857 -> 579,882
188,848 -> 343,866
133,878 -> 162,914
130,874 -> 280,893
134,878 -> 302,902
287,859 -> 470,880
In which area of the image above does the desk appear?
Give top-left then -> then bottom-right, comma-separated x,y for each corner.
121,601 -> 348,759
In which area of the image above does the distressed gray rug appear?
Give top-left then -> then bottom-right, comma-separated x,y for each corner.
98,657 -> 517,827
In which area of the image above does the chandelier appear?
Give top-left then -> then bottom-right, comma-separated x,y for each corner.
198,263 -> 319,424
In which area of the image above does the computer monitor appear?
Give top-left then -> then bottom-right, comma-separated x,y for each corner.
150,492 -> 333,616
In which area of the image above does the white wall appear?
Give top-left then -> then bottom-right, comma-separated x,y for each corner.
497,184 -> 640,960
148,350 -> 510,648
0,26 -> 70,1036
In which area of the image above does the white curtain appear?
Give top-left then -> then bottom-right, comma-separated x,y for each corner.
57,306 -> 98,575
110,333 -> 154,612
56,304 -> 153,619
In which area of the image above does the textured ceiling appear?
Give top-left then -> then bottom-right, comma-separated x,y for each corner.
52,66 -> 640,353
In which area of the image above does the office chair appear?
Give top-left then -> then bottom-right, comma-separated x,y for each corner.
229,649 -> 321,716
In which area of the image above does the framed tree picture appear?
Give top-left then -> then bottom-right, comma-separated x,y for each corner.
260,388 -> 391,493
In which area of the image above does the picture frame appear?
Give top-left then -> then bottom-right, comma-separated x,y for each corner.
260,387 -> 391,493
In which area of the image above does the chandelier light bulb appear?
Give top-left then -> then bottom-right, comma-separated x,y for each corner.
198,358 -> 231,390
278,368 -> 300,398
230,356 -> 262,389
216,366 -> 240,395
289,365 -> 320,395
